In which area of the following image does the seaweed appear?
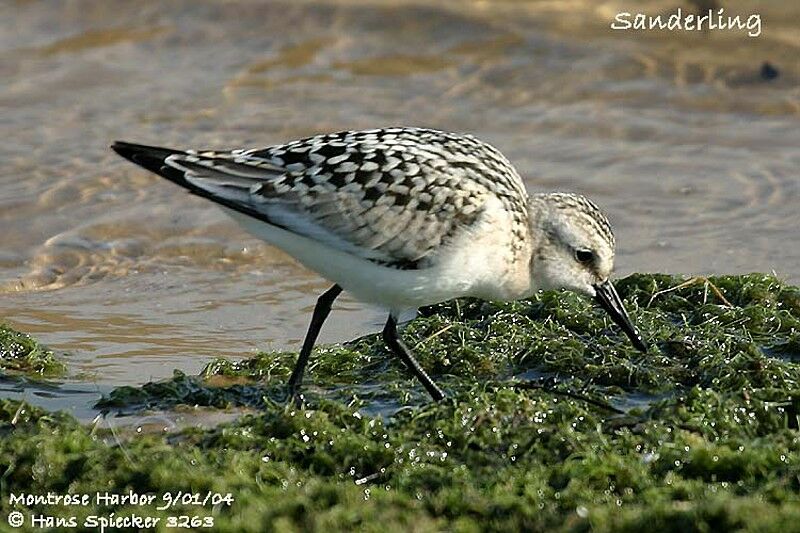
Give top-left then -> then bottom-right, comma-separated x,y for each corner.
0,324 -> 67,377
3,273 -> 800,531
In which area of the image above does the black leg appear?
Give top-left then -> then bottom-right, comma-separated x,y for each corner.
287,284 -> 342,398
382,314 -> 446,401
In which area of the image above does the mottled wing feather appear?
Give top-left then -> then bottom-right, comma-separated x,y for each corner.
164,127 -> 528,267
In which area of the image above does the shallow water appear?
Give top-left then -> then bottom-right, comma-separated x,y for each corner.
1,0 -> 798,409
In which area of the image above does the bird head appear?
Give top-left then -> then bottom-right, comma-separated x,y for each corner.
527,193 -> 648,352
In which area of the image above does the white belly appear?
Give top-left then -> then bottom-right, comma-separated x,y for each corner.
222,198 -> 531,312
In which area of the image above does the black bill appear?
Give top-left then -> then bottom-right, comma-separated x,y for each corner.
593,281 -> 648,352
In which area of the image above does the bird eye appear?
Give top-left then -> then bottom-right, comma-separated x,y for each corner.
575,249 -> 594,264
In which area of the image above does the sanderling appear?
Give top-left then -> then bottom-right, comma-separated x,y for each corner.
112,127 -> 647,401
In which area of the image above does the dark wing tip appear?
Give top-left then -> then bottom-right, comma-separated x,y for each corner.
110,141 -> 191,187
111,140 -> 181,163
110,140 -> 292,231
110,140 -> 142,157
111,141 -> 141,162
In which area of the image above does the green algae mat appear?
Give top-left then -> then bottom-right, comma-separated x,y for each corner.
2,273 -> 800,532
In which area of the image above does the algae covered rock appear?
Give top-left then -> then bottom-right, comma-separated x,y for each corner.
0,324 -> 66,377
3,274 -> 800,532
97,273 -> 800,411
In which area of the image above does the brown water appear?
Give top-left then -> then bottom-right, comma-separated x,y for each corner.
1,0 -> 799,413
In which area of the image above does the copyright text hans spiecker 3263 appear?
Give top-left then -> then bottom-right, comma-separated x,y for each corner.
7,490 -> 234,531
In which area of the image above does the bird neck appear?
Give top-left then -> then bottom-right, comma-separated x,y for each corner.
525,195 -> 553,253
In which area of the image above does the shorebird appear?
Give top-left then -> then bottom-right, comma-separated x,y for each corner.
112,127 -> 648,402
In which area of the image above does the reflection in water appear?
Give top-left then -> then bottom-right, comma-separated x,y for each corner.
0,376 -> 109,420
35,26 -> 170,57
0,0 -> 798,414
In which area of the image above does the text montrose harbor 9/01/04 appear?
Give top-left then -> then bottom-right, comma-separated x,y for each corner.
8,491 -> 235,509
611,7 -> 762,37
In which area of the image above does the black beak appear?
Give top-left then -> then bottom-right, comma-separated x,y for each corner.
593,281 -> 648,352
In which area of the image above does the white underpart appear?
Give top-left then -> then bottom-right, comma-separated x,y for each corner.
221,195 -> 531,313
